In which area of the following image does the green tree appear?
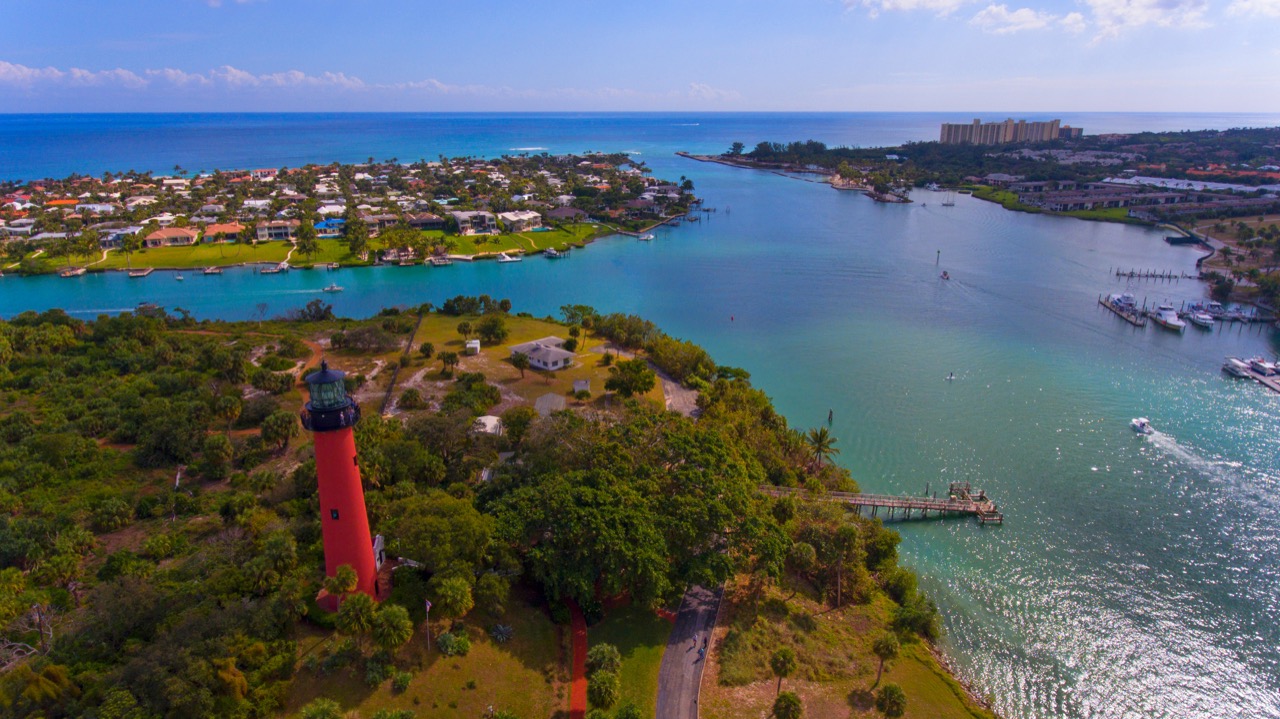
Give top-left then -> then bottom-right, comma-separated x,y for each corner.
587,670 -> 620,709
428,575 -> 474,619
771,647 -> 797,695
804,426 -> 839,468
501,405 -> 538,447
121,231 -> 142,269
438,350 -> 460,376
872,632 -> 899,686
345,217 -> 370,258
295,219 -> 319,261
371,603 -> 414,654
477,315 -> 509,344
217,395 -> 242,435
260,410 -> 300,450
79,228 -> 101,262
324,564 -> 359,596
875,683 -> 907,717
729,141 -> 746,156
604,358 -> 655,398
586,643 -> 622,675
510,351 -> 530,378
202,433 -> 233,481
336,591 -> 377,649
418,341 -> 434,359
300,697 -> 344,719
456,321 -> 473,339
772,691 -> 802,719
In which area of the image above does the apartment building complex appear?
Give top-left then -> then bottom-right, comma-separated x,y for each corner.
940,118 -> 1082,145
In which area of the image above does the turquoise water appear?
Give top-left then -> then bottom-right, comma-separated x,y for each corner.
4,113 -> 1280,717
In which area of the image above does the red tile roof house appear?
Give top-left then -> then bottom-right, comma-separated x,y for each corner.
203,222 -> 246,242
144,227 -> 200,248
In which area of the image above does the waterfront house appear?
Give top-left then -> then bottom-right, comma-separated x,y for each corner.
547,207 -> 586,222
498,210 -> 542,232
101,226 -> 143,249
315,218 -> 345,238
406,212 -> 444,231
144,227 -> 199,247
257,220 -> 300,242
509,337 -> 574,371
204,222 -> 246,243
449,210 -> 498,235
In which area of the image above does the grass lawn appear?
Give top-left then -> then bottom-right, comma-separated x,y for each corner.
588,606 -> 673,717
93,241 -> 292,269
395,313 -> 667,415
701,578 -> 996,719
447,223 -> 605,257
285,595 -> 566,719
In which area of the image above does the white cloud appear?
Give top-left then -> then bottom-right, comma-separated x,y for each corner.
687,82 -> 741,101
0,61 -> 147,89
845,0 -> 973,17
1085,0 -> 1209,38
0,59 -> 742,108
1227,0 -> 1280,15
969,4 -> 1055,33
1060,11 -> 1088,32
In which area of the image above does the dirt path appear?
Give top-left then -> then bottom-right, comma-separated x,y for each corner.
590,344 -> 699,418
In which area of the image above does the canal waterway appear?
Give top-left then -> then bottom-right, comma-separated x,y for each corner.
4,112 -> 1280,718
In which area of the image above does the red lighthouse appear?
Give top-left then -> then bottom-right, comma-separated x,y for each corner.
300,361 -> 378,610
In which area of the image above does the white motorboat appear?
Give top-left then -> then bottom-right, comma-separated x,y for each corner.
202,266 -> 223,275
1187,312 -> 1214,329
496,253 -> 522,263
545,248 -> 565,259
174,273 -> 184,281
1223,357 -> 1252,378
322,283 -> 343,293
1130,417 -> 1153,435
638,233 -> 655,241
1247,357 -> 1277,376
1151,304 -> 1185,332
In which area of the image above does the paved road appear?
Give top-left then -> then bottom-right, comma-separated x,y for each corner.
655,585 -> 723,719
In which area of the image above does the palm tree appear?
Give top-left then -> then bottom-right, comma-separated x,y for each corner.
770,648 -> 797,696
805,427 -> 840,468
872,632 -> 899,687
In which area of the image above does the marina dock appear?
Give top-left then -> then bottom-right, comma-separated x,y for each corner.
761,482 -> 1004,524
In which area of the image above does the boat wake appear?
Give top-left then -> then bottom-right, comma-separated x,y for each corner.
1144,430 -> 1232,479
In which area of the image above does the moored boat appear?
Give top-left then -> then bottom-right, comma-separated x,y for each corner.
638,233 -> 655,241
59,267 -> 87,278
174,273 -> 184,281
429,256 -> 453,266
1247,357 -> 1277,376
496,252 -> 522,263
1187,311 -> 1214,329
1151,304 -> 1186,332
1223,357 -> 1252,378
202,266 -> 223,275
545,248 -> 565,259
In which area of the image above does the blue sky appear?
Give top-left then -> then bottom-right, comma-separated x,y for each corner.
1,0 -> 1278,112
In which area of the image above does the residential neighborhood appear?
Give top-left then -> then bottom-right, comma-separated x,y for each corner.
0,152 -> 698,273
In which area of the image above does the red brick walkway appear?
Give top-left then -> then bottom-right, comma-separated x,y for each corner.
568,601 -> 587,719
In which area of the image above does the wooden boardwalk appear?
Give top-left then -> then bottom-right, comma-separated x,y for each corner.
761,482 -> 1003,524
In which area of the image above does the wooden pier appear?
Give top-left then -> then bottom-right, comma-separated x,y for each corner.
1098,295 -> 1146,326
1112,268 -> 1196,281
761,482 -> 1004,524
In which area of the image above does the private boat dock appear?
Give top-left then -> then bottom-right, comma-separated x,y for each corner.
1112,268 -> 1198,281
761,482 -> 1004,524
